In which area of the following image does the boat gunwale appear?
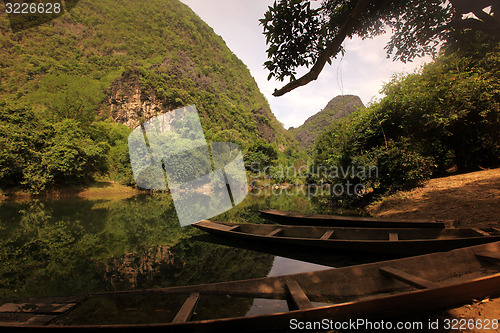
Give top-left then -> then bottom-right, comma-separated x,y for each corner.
259,209 -> 453,227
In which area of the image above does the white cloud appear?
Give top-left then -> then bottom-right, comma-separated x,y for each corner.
179,1 -> 432,128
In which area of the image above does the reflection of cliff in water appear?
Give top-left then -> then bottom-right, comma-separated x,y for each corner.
104,245 -> 174,290
103,237 -> 275,291
194,234 -> 395,267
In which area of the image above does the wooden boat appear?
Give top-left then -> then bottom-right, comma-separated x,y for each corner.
260,209 -> 451,228
1,242 -> 500,332
193,220 -> 500,256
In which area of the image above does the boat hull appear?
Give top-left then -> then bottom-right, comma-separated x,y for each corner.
260,209 -> 449,228
194,220 -> 500,256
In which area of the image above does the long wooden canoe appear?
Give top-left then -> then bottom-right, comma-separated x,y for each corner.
1,242 -> 500,332
193,220 -> 500,256
260,209 -> 451,228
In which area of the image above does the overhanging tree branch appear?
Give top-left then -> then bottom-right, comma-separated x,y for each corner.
269,0 -> 500,97
272,0 -> 372,97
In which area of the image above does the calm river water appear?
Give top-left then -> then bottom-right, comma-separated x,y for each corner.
0,189 -> 387,323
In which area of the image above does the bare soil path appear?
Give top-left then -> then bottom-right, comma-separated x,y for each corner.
367,168 -> 500,332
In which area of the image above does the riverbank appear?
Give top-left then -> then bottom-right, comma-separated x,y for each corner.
0,181 -> 142,202
366,168 -> 500,228
367,167 -> 500,332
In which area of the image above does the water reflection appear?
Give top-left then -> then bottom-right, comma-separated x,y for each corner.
245,298 -> 289,317
267,257 -> 330,277
243,257 -> 331,318
194,233 -> 393,267
0,188 -> 372,301
104,245 -> 175,290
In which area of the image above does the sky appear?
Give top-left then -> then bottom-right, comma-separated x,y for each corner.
179,0 -> 433,129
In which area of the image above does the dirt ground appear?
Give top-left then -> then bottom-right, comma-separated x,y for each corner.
367,168 -> 500,332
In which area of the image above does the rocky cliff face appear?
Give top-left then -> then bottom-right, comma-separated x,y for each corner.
104,70 -> 163,128
103,64 -> 286,148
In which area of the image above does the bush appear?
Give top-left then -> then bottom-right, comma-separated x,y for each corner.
0,102 -> 46,190
352,139 -> 433,193
42,119 -> 109,184
0,103 -> 134,193
244,140 -> 279,172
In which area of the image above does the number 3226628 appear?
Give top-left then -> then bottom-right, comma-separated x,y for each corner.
5,2 -> 62,14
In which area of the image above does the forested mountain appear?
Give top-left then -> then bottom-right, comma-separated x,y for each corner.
289,95 -> 364,151
0,0 -> 297,192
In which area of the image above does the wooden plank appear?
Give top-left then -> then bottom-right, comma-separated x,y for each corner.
320,230 -> 334,240
389,233 -> 399,241
472,228 -> 491,236
379,266 -> 439,289
0,303 -> 77,314
172,293 -> 200,324
475,252 -> 500,263
285,280 -> 314,310
491,227 -> 500,233
266,228 -> 283,237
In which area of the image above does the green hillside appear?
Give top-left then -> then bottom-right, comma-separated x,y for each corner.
289,95 -> 364,151
0,0 -> 297,192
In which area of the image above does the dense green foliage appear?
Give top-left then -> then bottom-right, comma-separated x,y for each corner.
260,0 -> 453,81
260,0 -> 499,93
314,34 -> 500,194
289,95 -> 364,151
0,102 -> 133,192
0,0 -> 297,192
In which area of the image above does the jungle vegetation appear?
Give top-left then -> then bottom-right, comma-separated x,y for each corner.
0,0 -> 298,193
289,95 -> 364,152
313,32 -> 500,195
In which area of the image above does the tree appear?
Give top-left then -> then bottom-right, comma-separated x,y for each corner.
0,102 -> 46,190
261,0 -> 500,96
245,140 -> 279,171
313,35 -> 500,193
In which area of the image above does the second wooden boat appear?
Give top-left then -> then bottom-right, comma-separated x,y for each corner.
193,220 -> 500,256
260,209 -> 450,228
